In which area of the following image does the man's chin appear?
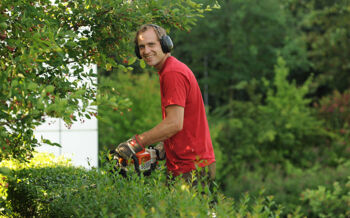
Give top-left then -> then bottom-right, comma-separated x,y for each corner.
145,60 -> 157,67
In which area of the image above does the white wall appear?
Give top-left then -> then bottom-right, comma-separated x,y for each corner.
34,64 -> 98,168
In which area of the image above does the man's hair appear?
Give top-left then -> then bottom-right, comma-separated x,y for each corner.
134,24 -> 167,45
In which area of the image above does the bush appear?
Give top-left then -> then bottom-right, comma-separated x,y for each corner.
209,57 -> 350,217
314,89 -> 350,165
219,161 -> 350,217
3,152 -> 292,217
212,57 -> 328,178
316,89 -> 350,130
0,152 -> 71,216
256,57 -> 327,167
301,177 -> 350,218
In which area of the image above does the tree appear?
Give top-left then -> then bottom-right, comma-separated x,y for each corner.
172,0 -> 293,109
285,0 -> 350,96
0,0 -> 212,161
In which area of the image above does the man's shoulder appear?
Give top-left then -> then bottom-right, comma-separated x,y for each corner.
163,56 -> 191,74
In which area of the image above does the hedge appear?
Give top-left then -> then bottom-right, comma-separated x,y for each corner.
0,152 -> 290,217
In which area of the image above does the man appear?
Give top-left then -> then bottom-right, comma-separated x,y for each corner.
116,24 -> 215,183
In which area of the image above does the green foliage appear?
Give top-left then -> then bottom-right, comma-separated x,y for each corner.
213,57 -> 327,178
0,0 -> 212,161
312,89 -> 350,165
285,0 -> 350,93
316,89 -> 350,131
256,57 -> 326,167
0,152 -> 71,216
221,161 -> 350,217
301,176 -> 350,218
2,152 -> 289,217
0,0 -> 98,161
173,0 -> 299,107
98,71 -> 162,150
173,0 -> 349,107
209,58 -> 350,217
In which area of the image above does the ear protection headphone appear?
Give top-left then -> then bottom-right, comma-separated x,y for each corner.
135,24 -> 173,59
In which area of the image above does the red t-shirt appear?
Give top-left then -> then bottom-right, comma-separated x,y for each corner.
158,56 -> 215,176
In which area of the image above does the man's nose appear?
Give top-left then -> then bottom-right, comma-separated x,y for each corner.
144,45 -> 151,54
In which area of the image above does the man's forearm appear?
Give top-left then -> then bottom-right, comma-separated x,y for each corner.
138,118 -> 181,146
137,105 -> 184,147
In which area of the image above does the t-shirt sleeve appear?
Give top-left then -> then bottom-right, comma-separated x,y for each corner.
161,71 -> 189,108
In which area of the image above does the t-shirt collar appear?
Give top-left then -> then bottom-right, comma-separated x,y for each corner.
158,56 -> 173,76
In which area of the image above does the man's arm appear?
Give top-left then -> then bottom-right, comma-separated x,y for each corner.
138,105 -> 184,146
113,105 -> 184,160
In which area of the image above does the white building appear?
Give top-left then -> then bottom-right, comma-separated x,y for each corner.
35,64 -> 98,168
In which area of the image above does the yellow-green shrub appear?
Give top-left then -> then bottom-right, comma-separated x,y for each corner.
3,152 -> 293,217
0,152 -> 71,216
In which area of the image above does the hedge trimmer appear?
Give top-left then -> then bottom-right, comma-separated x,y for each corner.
108,147 -> 159,177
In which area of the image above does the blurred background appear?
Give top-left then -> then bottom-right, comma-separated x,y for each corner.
97,0 -> 350,215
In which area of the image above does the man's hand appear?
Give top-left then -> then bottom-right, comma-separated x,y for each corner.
116,135 -> 144,160
155,142 -> 166,160
145,142 -> 165,163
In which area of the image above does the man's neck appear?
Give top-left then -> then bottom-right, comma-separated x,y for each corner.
155,53 -> 171,71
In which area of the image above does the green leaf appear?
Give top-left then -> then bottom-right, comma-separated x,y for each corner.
46,85 -> 55,93
75,89 -> 86,96
128,57 -> 137,65
28,82 -> 38,91
233,81 -> 248,90
139,59 -> 146,69
0,22 -> 7,30
106,63 -> 112,71
12,80 -> 18,87
0,167 -> 11,175
118,64 -> 126,72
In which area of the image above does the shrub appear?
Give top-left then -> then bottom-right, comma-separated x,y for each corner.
301,177 -> 350,218
3,152 -> 293,217
213,57 -> 328,178
314,90 -> 350,165
0,152 -> 71,216
220,161 -> 350,217
316,89 -> 350,130
256,57 -> 327,167
209,57 -> 350,217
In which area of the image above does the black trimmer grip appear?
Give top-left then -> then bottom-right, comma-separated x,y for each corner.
131,154 -> 140,176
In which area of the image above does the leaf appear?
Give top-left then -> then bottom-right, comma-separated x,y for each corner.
139,59 -> 146,69
118,64 -> 126,72
0,167 -> 11,175
128,57 -> 137,65
28,82 -> 38,90
106,63 -> 112,71
233,81 -> 248,90
0,22 -> 7,30
42,138 -> 61,147
46,85 -> 55,93
12,80 -> 18,87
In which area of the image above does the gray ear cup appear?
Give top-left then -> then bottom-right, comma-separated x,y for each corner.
160,35 -> 173,53
134,24 -> 174,59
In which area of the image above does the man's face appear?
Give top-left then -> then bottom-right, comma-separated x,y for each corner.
137,28 -> 167,70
